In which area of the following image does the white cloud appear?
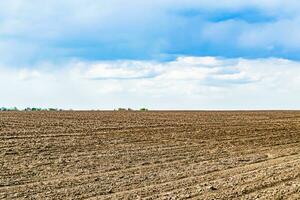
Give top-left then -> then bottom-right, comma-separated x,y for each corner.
83,61 -> 160,80
17,69 -> 41,81
1,57 -> 300,110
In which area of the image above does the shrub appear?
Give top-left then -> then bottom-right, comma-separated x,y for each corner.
0,107 -> 7,111
31,108 -> 42,111
0,107 -> 18,111
11,107 -> 18,111
25,107 -> 42,111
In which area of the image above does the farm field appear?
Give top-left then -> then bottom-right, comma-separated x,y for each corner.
0,111 -> 300,199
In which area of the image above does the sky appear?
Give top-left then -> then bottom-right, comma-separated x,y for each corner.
1,0 -> 300,110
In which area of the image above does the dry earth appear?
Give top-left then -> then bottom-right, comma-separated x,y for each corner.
0,111 -> 300,199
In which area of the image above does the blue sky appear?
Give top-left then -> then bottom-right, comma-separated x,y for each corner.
1,1 -> 300,109
2,0 -> 300,64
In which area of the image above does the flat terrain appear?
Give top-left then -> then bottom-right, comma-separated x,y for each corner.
0,111 -> 300,199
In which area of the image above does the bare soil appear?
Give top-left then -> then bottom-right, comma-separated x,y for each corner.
0,111 -> 300,199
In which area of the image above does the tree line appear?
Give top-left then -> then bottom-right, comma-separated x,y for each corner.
0,107 -> 149,111
0,107 -> 62,111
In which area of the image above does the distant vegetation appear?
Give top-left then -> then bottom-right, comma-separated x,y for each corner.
116,108 -> 128,111
0,107 -> 18,111
114,108 -> 149,111
1,107 -> 149,112
0,107 -> 62,111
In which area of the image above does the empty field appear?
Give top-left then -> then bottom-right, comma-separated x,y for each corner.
0,111 -> 300,199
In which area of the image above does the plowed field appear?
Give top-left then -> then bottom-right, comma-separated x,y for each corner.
1,111 -> 300,199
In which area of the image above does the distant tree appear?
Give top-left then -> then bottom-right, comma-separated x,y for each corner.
25,107 -> 42,111
12,107 -> 18,111
0,107 -> 19,111
139,108 -> 148,111
0,107 -> 7,111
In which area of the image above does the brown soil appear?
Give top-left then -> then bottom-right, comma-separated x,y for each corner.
0,111 -> 300,199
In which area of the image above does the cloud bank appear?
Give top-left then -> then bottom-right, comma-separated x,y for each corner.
2,1 -> 300,65
1,57 -> 300,110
